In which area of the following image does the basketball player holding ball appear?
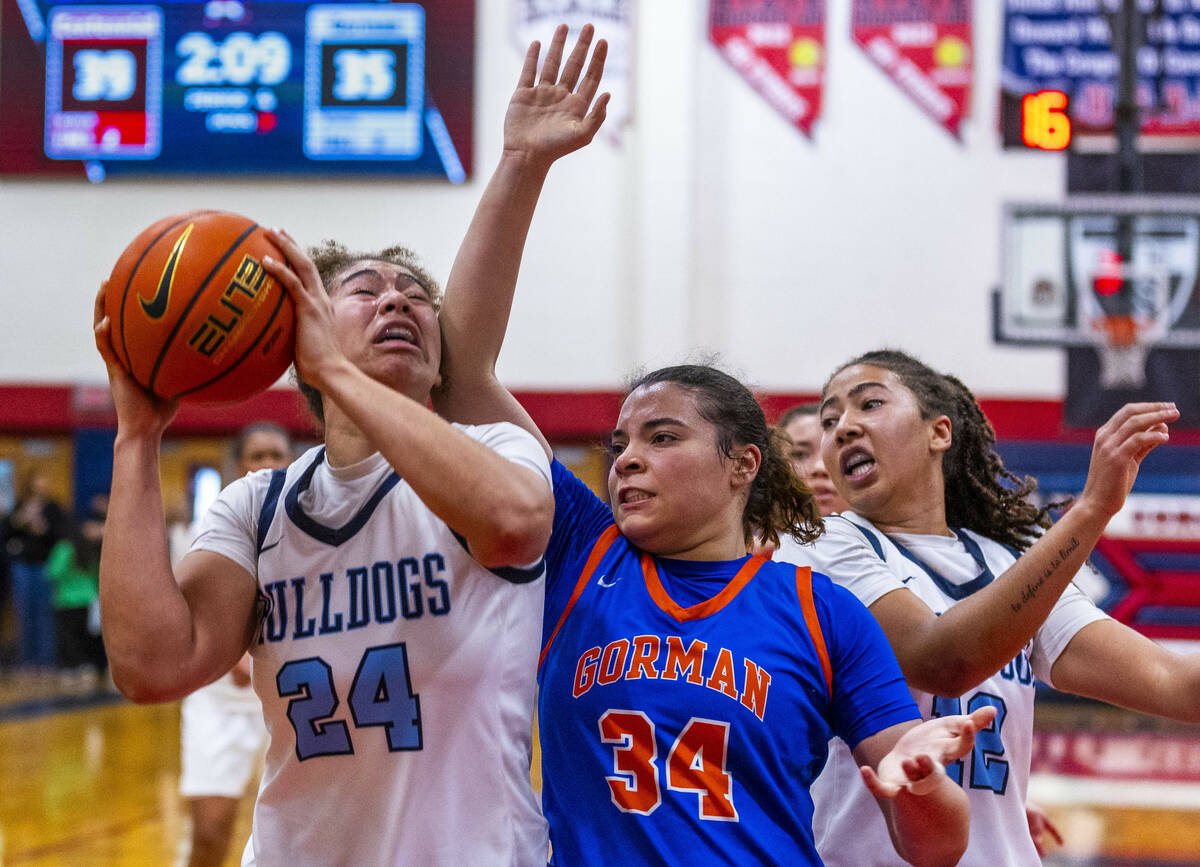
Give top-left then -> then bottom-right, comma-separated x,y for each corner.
95,26 -> 607,865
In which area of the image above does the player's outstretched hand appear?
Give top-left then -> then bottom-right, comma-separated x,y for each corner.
93,281 -> 178,436
1078,401 -> 1179,521
262,228 -> 345,390
860,706 -> 998,799
505,23 -> 609,167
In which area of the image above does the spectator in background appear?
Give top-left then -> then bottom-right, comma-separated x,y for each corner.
45,493 -> 108,689
179,422 -> 292,867
165,495 -> 196,571
5,470 -> 66,672
0,501 -> 12,667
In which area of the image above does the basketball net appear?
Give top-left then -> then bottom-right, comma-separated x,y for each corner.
1092,314 -> 1149,388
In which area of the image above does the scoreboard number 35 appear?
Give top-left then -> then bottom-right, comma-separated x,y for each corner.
304,4 -> 426,160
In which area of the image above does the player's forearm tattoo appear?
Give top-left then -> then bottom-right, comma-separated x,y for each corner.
1010,536 -> 1080,613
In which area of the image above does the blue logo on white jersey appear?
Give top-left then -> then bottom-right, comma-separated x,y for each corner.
259,552 -> 452,643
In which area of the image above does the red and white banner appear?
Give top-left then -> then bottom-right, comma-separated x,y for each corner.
512,0 -> 633,144
851,0 -> 972,138
709,0 -> 825,136
1033,729 -> 1200,785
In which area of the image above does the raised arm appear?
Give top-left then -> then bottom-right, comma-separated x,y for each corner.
853,706 -> 996,866
433,24 -> 609,455
93,285 -> 259,703
874,402 -> 1178,696
262,230 -> 553,569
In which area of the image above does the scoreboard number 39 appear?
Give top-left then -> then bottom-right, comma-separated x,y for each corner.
45,6 -> 164,160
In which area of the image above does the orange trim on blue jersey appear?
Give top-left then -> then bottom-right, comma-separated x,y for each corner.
640,554 -> 768,623
795,566 -> 833,699
538,524 -> 621,673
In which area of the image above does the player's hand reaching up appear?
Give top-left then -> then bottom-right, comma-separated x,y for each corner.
504,23 -> 609,168
861,705 -> 998,799
93,281 -> 178,437
1077,401 -> 1180,522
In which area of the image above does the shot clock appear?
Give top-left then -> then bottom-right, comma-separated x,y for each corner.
0,0 -> 473,180
1001,3 -> 1200,152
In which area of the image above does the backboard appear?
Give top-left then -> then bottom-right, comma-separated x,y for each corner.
995,197 -> 1200,388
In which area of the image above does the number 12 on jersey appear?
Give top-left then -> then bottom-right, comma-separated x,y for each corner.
931,692 -> 1009,793
599,710 -> 739,821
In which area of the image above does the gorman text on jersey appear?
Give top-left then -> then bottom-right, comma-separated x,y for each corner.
259,553 -> 452,643
572,634 -> 773,721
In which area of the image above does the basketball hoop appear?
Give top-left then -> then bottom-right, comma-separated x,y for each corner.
1098,313 -> 1139,348
1092,314 -> 1149,388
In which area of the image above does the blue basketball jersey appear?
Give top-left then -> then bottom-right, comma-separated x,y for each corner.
538,462 -> 919,865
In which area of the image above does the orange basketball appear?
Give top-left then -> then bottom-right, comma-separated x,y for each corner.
105,210 -> 295,404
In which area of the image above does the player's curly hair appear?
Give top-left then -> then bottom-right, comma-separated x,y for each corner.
824,349 -> 1056,550
628,365 -> 823,549
294,240 -> 442,426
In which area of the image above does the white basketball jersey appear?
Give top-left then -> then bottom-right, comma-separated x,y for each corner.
778,513 -> 1108,867
191,422 -> 550,867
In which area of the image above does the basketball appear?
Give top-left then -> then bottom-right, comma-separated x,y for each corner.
105,210 -> 295,404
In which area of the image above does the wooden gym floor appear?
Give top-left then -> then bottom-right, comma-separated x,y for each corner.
1,672 -> 1199,865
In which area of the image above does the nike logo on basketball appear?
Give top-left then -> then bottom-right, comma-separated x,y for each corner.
140,223 -> 194,319
597,573 -> 621,588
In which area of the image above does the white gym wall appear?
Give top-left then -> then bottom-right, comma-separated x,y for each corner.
0,1 -> 1068,395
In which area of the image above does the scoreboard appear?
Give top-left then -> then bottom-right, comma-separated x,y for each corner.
0,0 -> 474,180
